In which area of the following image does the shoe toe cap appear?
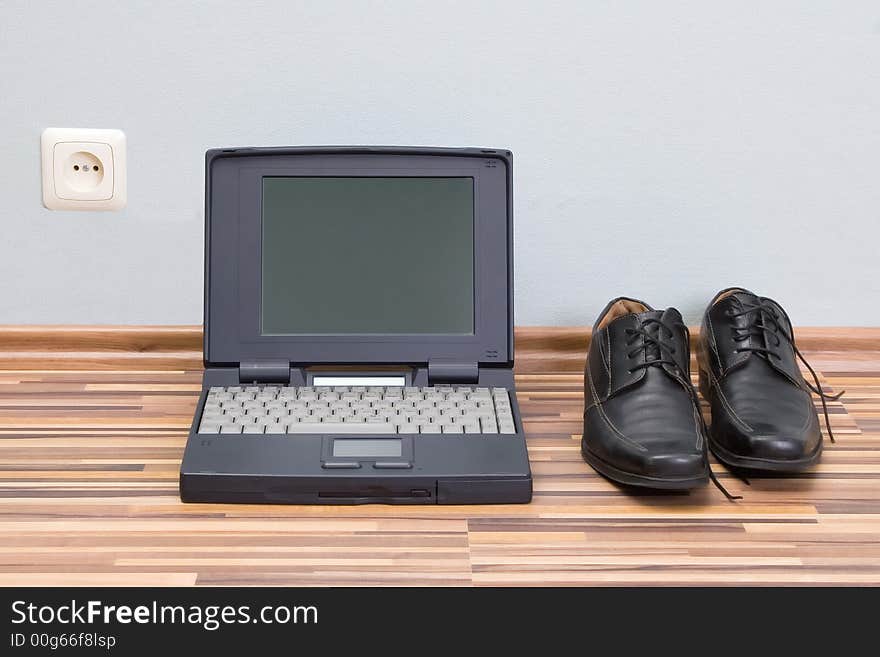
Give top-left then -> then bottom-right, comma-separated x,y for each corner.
747,432 -> 820,461
644,452 -> 707,479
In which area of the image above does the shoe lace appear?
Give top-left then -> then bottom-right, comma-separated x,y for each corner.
727,296 -> 844,443
624,318 -> 681,374
625,318 -> 742,501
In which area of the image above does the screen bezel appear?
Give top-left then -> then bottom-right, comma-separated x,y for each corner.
205,148 -> 512,366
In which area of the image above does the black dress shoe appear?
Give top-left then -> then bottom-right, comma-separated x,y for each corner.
582,297 -> 710,491
697,287 -> 842,472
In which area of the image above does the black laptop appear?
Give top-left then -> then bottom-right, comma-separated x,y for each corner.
179,146 -> 532,504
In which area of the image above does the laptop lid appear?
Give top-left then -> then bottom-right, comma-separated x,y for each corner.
203,146 -> 513,367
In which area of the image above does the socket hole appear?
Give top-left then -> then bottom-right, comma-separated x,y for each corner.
63,151 -> 105,192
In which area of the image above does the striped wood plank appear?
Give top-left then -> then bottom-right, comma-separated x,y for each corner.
0,326 -> 878,586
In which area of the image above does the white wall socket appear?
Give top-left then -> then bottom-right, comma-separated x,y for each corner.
41,128 -> 127,211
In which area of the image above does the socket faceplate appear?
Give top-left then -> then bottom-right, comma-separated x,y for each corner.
41,128 -> 126,211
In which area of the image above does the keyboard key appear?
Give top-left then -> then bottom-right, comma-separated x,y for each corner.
264,423 -> 286,434
285,422 -> 394,434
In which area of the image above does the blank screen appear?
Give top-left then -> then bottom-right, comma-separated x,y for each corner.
261,177 -> 474,335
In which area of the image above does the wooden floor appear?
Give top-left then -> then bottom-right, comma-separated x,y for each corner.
0,326 -> 878,586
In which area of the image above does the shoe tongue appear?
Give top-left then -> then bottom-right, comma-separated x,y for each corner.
660,307 -> 684,326
726,290 -> 792,337
634,308 -> 683,330
714,291 -> 759,338
730,290 -> 759,306
713,290 -> 794,372
634,309 -> 679,363
637,309 -> 665,323
716,289 -> 758,314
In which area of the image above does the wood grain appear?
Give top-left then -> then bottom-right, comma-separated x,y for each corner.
1,325 -> 876,371
0,325 -> 203,370
0,326 -> 878,586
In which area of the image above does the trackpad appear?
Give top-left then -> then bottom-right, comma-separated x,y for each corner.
332,439 -> 402,458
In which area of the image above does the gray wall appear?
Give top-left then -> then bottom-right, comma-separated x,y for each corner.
2,1 -> 878,326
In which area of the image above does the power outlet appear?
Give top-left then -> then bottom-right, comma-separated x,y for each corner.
41,128 -> 126,211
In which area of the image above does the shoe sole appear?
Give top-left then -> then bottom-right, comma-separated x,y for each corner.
581,441 -> 709,491
697,366 -> 823,473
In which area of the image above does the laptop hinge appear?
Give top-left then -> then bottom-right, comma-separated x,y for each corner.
428,360 -> 479,384
238,361 -> 292,384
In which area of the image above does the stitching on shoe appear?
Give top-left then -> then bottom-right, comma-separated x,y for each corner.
596,328 -> 611,383
665,368 -> 705,451
606,328 -> 613,397
706,368 -> 754,432
587,367 -> 647,452
691,404 -> 703,450
706,314 -> 726,374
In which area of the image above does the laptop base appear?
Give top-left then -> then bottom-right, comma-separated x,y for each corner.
180,366 -> 532,505
180,473 -> 532,505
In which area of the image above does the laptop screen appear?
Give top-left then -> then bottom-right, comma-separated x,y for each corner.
261,177 -> 475,335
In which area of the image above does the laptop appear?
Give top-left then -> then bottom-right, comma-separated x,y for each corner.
179,146 -> 532,504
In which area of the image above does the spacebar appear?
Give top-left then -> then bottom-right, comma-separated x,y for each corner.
285,423 -> 395,434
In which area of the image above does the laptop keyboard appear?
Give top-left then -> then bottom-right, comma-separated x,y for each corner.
197,386 -> 517,435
